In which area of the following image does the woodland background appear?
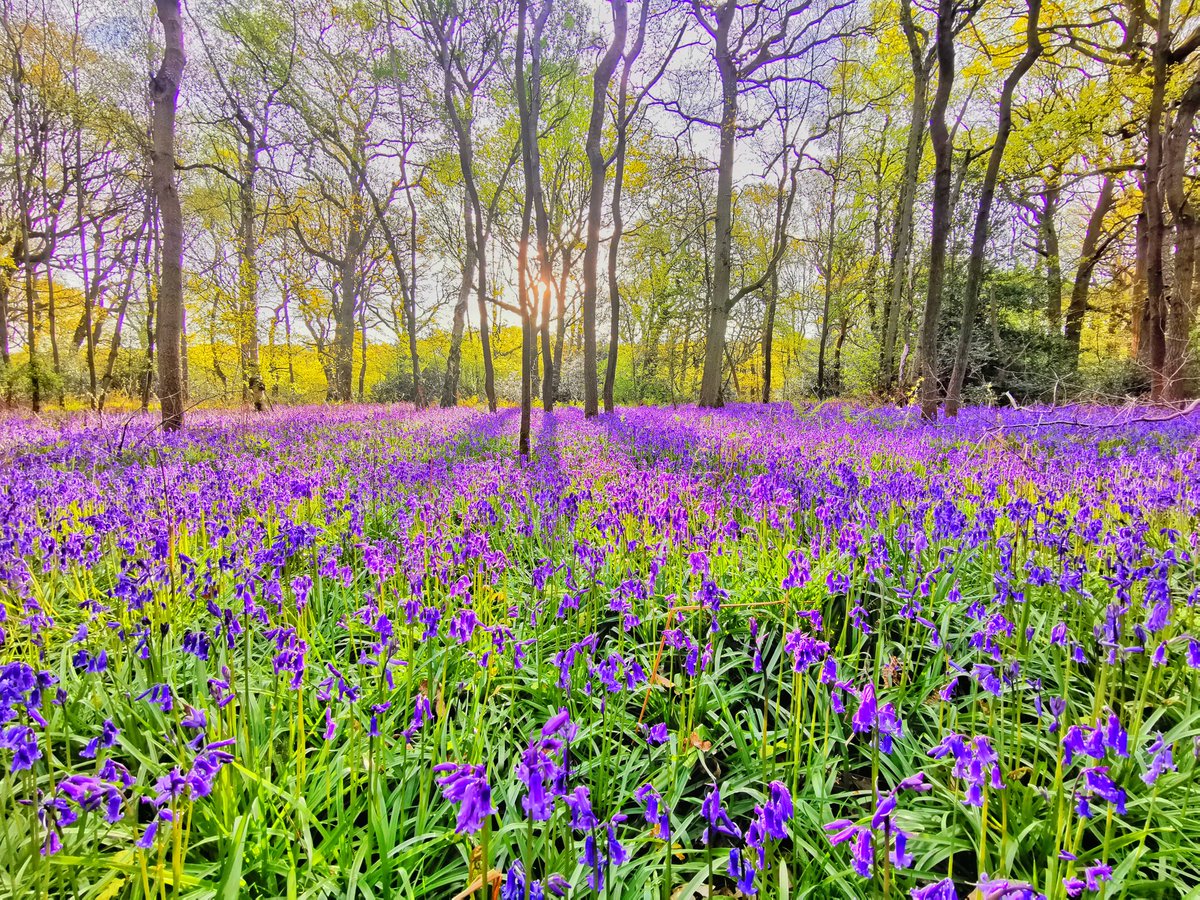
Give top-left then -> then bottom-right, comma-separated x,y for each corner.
1,0 -> 1198,424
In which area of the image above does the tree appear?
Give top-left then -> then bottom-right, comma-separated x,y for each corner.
581,0 -> 627,417
190,0 -> 296,410
916,0 -> 976,420
683,0 -> 850,408
943,0 -> 1043,417
152,0 -> 186,431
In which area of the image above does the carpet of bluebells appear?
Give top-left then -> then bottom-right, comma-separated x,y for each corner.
1,403 -> 1199,900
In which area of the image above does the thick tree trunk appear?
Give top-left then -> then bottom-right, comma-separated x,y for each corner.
1162,68 -> 1200,402
151,0 -> 186,431
581,0 -> 626,416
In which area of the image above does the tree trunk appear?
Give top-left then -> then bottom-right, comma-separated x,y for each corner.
406,192 -> 423,407
603,0 -> 648,413
1040,175 -> 1063,329
331,216 -> 361,402
761,265 -> 779,403
442,200 -> 473,407
916,0 -> 960,421
151,0 -> 186,431
697,12 -> 736,409
1162,68 -> 1200,403
1065,176 -> 1114,365
881,0 -> 931,391
516,0 -> 537,454
942,0 -> 1041,417
581,0 -> 626,416
552,246 -> 570,398
1143,0 -> 1171,402
358,301 -> 368,400
239,136 -> 262,404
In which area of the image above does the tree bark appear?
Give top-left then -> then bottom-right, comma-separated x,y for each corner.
441,200 -> 473,408
151,0 -> 186,430
697,7 -> 736,408
916,0 -> 960,421
761,265 -> 779,402
603,0 -> 649,413
1038,173 -> 1063,329
943,0 -> 1041,417
881,0 -> 931,391
1142,0 -> 1171,402
1162,67 -> 1200,402
1064,176 -> 1114,365
581,0 -> 626,416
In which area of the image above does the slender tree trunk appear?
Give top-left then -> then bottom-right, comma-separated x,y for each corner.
358,301 -> 368,400
1143,0 -> 1171,402
761,266 -> 779,402
474,212 -> 496,411
9,28 -> 39,413
141,202 -> 159,412
151,0 -> 186,430
516,0 -> 536,453
697,12 -> 737,408
943,0 -> 1041,417
581,0 -> 626,416
1131,204 -> 1149,363
442,200 -> 473,407
1065,176 -> 1114,365
1040,174 -> 1062,329
916,0 -> 960,421
552,246 -> 570,397
239,137 -> 262,404
332,220 -> 361,402
406,191 -> 423,407
881,0 -> 931,390
518,193 -> 534,457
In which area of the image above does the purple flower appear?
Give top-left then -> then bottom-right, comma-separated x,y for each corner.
853,683 -> 903,752
825,819 -> 873,878
563,785 -> 597,830
911,879 -> 958,900
516,739 -> 561,821
1142,732 -> 1175,785
434,763 -> 493,834
634,782 -> 670,840
700,782 -> 740,844
81,719 -> 119,759
728,847 -> 758,895
644,722 -> 669,745
977,874 -> 1045,899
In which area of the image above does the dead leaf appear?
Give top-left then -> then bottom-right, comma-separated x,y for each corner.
451,868 -> 503,900
688,731 -> 711,752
